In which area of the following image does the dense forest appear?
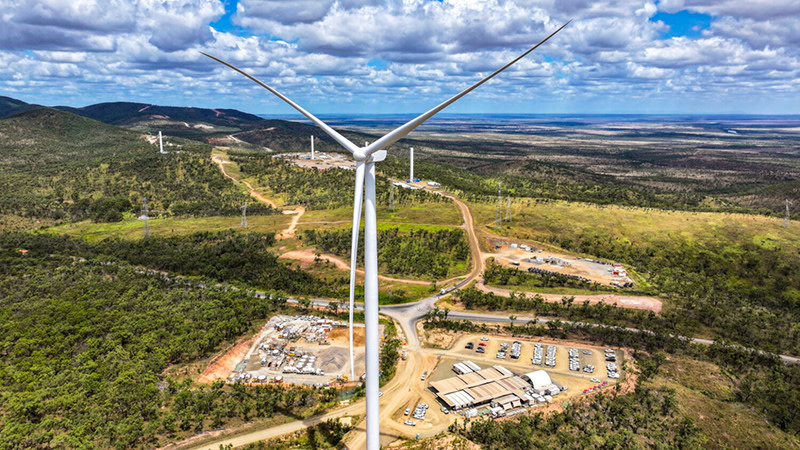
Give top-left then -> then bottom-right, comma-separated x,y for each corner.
0,248 -> 338,449
0,108 -> 269,228
0,231 -> 343,298
304,227 -> 470,279
457,387 -> 703,449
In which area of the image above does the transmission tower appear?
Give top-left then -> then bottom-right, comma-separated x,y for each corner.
241,203 -> 248,228
505,195 -> 512,222
142,196 -> 151,238
784,199 -> 793,228
494,182 -> 502,231
389,183 -> 396,212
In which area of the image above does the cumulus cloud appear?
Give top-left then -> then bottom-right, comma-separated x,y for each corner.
136,0 -> 224,52
661,0 -> 800,21
0,0 -> 798,113
237,0 -> 336,24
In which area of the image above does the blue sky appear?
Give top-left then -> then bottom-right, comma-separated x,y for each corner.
1,0 -> 799,115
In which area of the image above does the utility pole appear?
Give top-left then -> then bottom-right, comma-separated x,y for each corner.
389,182 -> 396,212
142,196 -> 151,238
241,203 -> 248,228
494,182 -> 502,231
784,199 -> 793,228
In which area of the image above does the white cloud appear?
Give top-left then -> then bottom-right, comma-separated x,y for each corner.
680,0 -> 800,21
0,0 -> 798,113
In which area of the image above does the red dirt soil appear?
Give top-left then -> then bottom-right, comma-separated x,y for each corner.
196,336 -> 254,384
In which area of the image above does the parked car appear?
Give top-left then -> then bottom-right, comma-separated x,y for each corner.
465,342 -> 474,349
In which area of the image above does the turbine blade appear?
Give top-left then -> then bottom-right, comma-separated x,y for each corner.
348,161 -> 366,380
364,20 -> 571,156
201,52 -> 360,155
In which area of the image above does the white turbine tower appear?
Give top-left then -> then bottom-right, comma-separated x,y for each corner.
202,20 -> 569,450
409,147 -> 414,182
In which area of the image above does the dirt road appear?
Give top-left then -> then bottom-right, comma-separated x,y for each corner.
278,206 -> 305,240
212,153 -> 304,238
213,155 -> 277,209
477,281 -> 663,313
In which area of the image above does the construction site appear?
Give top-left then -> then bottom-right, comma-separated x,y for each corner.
490,240 -> 634,288
228,315 -> 371,385
276,151 -> 357,171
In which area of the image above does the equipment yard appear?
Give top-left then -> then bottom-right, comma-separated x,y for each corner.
278,151 -> 357,171
490,240 -> 634,288
228,315 -> 370,385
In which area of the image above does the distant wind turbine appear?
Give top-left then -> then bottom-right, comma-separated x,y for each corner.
202,20 -> 569,450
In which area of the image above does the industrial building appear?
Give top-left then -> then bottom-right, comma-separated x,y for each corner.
430,362 -> 560,411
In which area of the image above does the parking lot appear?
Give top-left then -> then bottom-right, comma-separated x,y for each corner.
427,334 -> 625,406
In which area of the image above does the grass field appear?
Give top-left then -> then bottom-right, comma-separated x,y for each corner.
46,214 -> 290,241
471,199 -> 800,259
300,202 -> 462,226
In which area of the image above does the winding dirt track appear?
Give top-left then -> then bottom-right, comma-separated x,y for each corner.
278,206 -> 305,240
212,154 -> 303,238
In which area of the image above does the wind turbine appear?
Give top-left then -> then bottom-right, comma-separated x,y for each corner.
202,20 -> 569,450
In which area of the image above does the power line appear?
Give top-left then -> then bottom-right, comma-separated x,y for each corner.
142,196 -> 151,238
494,181 -> 502,231
241,203 -> 248,228
389,183 -> 396,212
784,199 -> 793,228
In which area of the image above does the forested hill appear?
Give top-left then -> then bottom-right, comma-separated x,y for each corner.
56,101 -> 264,128
0,107 -> 261,229
229,119 -> 378,154
2,96 -> 375,155
0,96 -> 40,119
50,97 -> 375,153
